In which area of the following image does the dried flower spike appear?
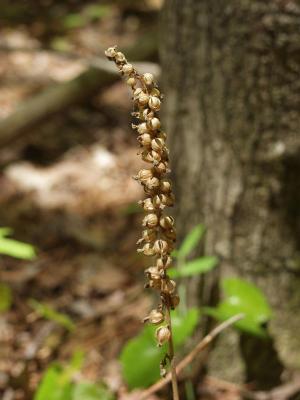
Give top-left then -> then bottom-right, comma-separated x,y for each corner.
105,46 -> 179,394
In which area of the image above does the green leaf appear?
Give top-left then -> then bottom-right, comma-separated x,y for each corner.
0,283 -> 12,312
34,365 -> 73,400
176,225 -> 205,259
84,5 -> 111,19
169,256 -> 218,278
29,299 -> 75,332
204,278 -> 272,337
73,382 -> 114,400
63,14 -> 86,29
0,228 -> 36,260
120,308 -> 200,389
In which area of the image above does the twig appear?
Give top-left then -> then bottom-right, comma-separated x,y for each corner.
165,306 -> 180,400
140,313 -> 244,399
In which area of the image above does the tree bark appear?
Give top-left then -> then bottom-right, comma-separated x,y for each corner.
161,0 -> 300,388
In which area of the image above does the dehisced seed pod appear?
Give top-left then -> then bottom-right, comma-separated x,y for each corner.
126,77 -> 136,86
155,162 -> 168,174
153,239 -> 169,255
140,198 -> 155,211
138,133 -> 152,147
115,52 -> 126,63
161,279 -> 176,294
143,72 -> 154,86
160,180 -> 172,193
142,213 -> 158,228
143,108 -> 154,121
159,216 -> 174,229
148,117 -> 161,131
145,266 -> 161,280
142,228 -> 156,242
149,96 -> 161,111
105,46 -> 117,59
144,309 -> 164,325
156,256 -> 172,269
136,169 -> 153,182
144,177 -> 160,190
138,243 -> 156,256
122,63 -> 134,74
151,138 -> 165,152
138,92 -> 150,106
138,123 -> 149,135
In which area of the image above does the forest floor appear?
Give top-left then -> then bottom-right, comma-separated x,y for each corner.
0,3 -> 251,400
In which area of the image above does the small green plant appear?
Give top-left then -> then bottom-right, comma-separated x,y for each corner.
29,299 -> 75,332
34,352 -> 114,400
204,278 -> 272,337
0,227 -> 36,259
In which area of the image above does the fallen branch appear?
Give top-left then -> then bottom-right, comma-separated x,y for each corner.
140,313 -> 244,399
0,32 -> 158,148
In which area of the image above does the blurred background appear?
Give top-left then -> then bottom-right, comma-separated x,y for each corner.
0,1 -> 300,400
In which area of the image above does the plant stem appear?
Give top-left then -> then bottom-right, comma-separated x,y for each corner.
165,302 -> 180,400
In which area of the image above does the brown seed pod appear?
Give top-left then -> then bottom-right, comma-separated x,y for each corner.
144,177 -> 160,191
148,117 -> 161,131
138,133 -> 152,147
135,169 -> 153,182
150,88 -> 161,97
127,77 -> 136,86
154,162 -> 168,175
156,256 -> 172,270
170,294 -> 180,309
160,180 -> 172,193
144,309 -> 164,325
142,228 -> 156,242
155,326 -> 171,346
137,243 -> 156,256
151,138 -> 165,152
115,52 -> 126,63
159,216 -> 175,229
143,73 -> 154,86
139,198 -> 155,212
161,279 -> 176,295
142,213 -> 159,228
105,46 -> 117,59
162,228 -> 177,242
145,266 -> 161,280
138,123 -> 149,135
153,239 -> 169,255
138,92 -> 150,106
143,108 -> 154,121
148,96 -> 161,111
122,63 -> 134,74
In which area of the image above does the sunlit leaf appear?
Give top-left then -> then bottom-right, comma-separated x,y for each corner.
0,283 -> 12,312
0,228 -> 36,260
73,382 -> 114,400
29,299 -> 75,331
176,224 -> 205,259
204,278 -> 272,337
34,365 -> 72,400
169,256 -> 218,278
120,308 -> 200,389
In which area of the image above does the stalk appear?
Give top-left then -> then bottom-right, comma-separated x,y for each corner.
105,46 -> 180,400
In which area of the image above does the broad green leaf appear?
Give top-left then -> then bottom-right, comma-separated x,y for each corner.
73,382 -> 114,400
176,225 -> 205,259
34,365 -> 73,400
29,299 -> 75,331
169,256 -> 218,278
120,308 -> 200,389
0,283 -> 12,312
0,228 -> 36,260
204,278 -> 272,337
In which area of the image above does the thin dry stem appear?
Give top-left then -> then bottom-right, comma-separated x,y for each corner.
140,313 -> 244,399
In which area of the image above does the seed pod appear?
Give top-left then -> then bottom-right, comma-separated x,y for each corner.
160,180 -> 171,193
143,73 -> 154,85
127,77 -> 136,86
149,117 -> 161,131
144,177 -> 160,190
105,46 -> 117,59
156,256 -> 172,270
142,228 -> 156,242
138,123 -> 149,135
150,88 -> 161,97
115,52 -> 126,63
140,198 -> 155,211
151,138 -> 165,152
143,108 -> 154,121
122,63 -> 134,74
138,133 -> 152,147
161,279 -> 176,294
142,213 -> 158,228
137,243 -> 155,256
155,326 -> 171,346
170,294 -> 180,309
133,88 -> 143,99
158,131 -> 167,141
153,239 -> 169,255
149,96 -> 161,111
159,216 -> 174,229
154,162 -> 168,174
141,151 -> 154,164
138,92 -> 150,106
136,169 -> 153,182
145,267 -> 161,280
144,309 -> 164,325
151,150 -> 162,164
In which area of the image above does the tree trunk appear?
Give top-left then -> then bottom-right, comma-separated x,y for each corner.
161,0 -> 300,388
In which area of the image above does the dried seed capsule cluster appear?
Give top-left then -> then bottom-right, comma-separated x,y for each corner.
105,46 -> 179,348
